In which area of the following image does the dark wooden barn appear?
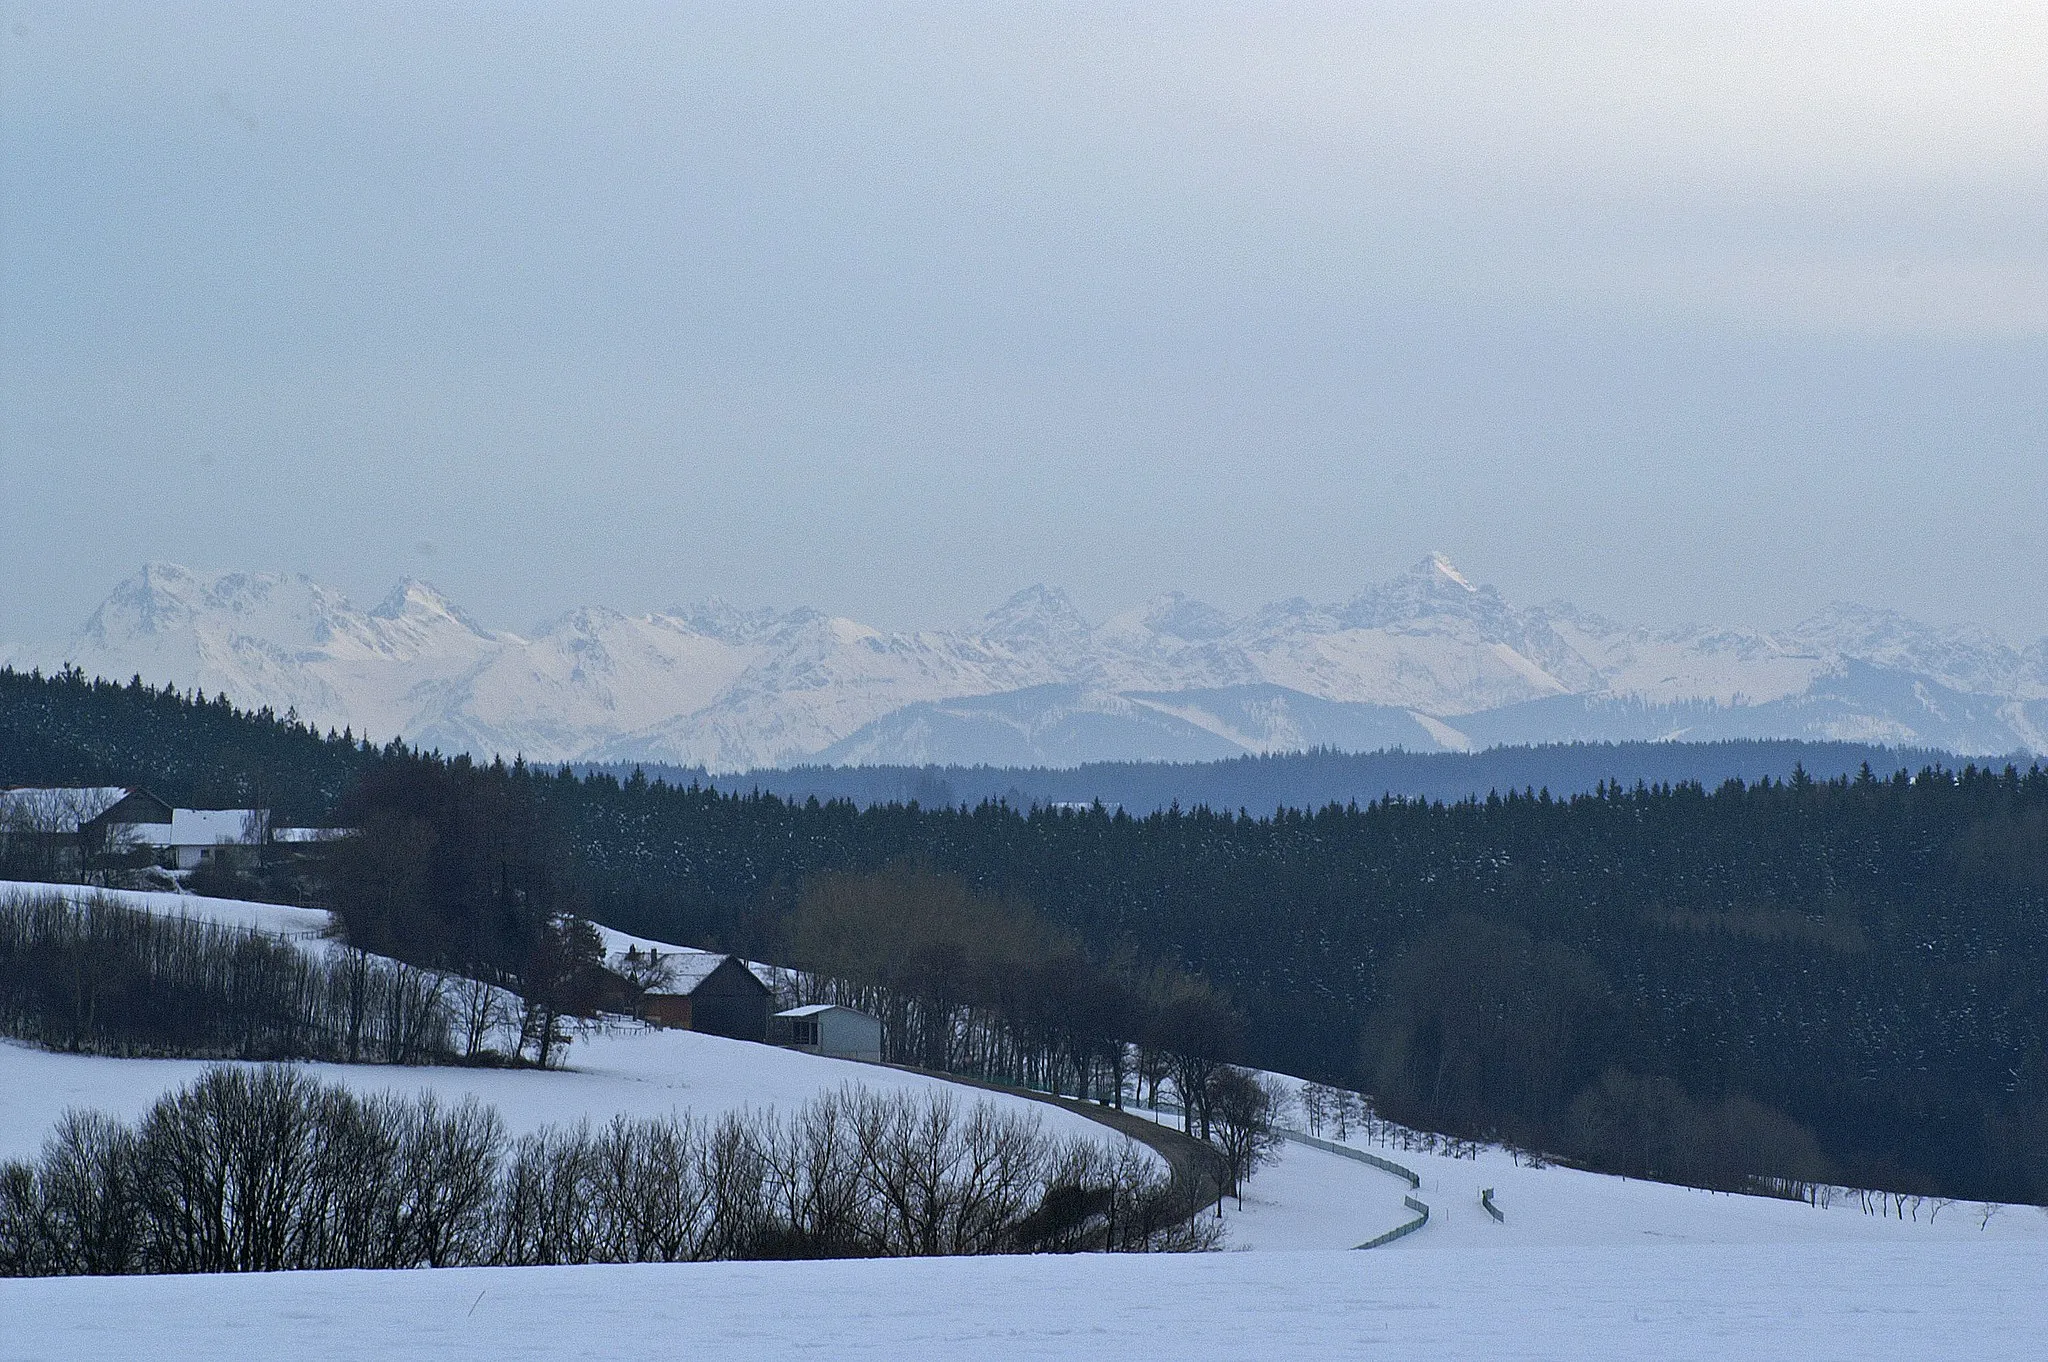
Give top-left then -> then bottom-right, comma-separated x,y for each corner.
641,954 -> 772,1042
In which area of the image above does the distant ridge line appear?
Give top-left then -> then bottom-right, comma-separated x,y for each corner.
575,737 -> 1976,816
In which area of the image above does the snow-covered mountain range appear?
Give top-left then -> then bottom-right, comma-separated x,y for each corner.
14,557 -> 2047,768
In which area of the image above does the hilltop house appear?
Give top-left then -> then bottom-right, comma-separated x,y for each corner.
0,787 -> 307,875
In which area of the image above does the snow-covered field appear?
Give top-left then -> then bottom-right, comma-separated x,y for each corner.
5,1241 -> 2046,1361
8,880 -> 2048,1357
0,1028 -> 1133,1160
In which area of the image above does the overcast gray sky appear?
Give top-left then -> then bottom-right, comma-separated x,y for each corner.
4,1 -> 2046,645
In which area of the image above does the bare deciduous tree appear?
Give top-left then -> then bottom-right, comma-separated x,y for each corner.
612,945 -> 679,1021
450,974 -> 512,1061
1207,1067 -> 1281,1207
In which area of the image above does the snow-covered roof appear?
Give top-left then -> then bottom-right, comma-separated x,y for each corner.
0,786 -> 137,831
776,1003 -> 839,1018
660,953 -> 739,994
168,809 -> 263,847
598,922 -> 782,991
621,950 -> 771,997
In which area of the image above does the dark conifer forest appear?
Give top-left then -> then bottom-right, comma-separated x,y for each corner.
8,664 -> 2048,1202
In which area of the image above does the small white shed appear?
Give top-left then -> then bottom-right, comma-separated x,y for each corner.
772,1004 -> 883,1062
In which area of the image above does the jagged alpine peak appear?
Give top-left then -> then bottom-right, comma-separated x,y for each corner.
1335,552 -> 1514,633
370,578 -> 495,638
978,585 -> 1092,648
82,566 -> 367,649
1137,592 -> 1235,642
86,562 -> 207,636
664,598 -> 791,644
1424,551 -> 1477,592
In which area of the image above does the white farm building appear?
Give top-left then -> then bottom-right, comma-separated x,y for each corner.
771,1004 -> 884,1062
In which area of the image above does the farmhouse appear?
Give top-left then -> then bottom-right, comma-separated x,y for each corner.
640,954 -> 773,1042
771,1004 -> 884,1062
0,786 -> 173,876
162,808 -> 267,870
0,787 -> 319,875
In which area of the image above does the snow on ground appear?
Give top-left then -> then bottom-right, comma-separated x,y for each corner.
0,880 -> 1130,1160
2,881 -> 734,970
5,1241 -> 2048,1362
1372,1135 -> 2048,1249
1202,1134 -> 1407,1250
2,879 -> 334,951
587,920 -> 714,961
1139,1099 -> 2048,1251
9,879 -> 2048,1262
11,877 -> 2048,1253
0,1030 -> 1130,1162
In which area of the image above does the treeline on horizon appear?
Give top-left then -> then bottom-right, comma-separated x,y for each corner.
10,665 -> 2048,1204
3,659 -> 1973,819
580,736 -> 1969,814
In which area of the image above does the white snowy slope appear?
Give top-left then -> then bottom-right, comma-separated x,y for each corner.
45,565 -> 503,742
4,882 -> 336,951
23,555 -> 2048,767
0,1031 -> 1139,1168
1159,1105 -> 2048,1255
9,882 -> 2045,1266
9,1045 -> 2048,1359
9,1242 -> 2048,1362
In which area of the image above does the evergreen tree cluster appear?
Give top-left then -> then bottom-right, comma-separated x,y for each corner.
0,666 -> 382,820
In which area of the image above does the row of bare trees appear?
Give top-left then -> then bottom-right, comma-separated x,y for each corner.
782,867 -> 1292,1209
0,888 -> 663,1073
787,867 -> 1244,1134
0,1066 -> 1216,1276
0,891 -> 476,1065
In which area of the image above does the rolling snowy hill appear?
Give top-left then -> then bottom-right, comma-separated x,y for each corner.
7,882 -> 2047,1361
0,881 -> 1129,1165
16,557 -> 2047,768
